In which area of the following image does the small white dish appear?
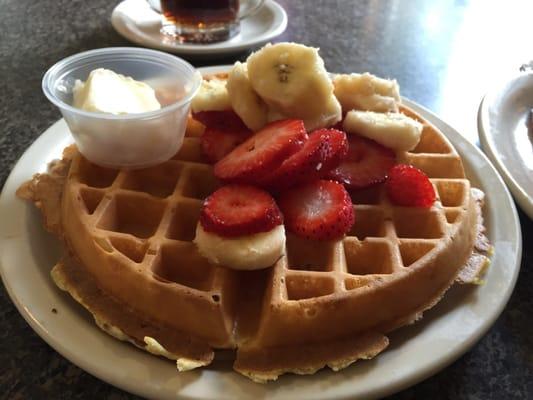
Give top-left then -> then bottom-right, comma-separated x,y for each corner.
111,0 -> 288,57
478,72 -> 533,219
0,65 -> 522,400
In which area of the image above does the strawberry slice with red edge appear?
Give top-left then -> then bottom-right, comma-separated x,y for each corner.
262,128 -> 348,190
199,184 -> 283,237
278,180 -> 355,241
386,164 -> 436,207
193,110 -> 249,131
319,128 -> 349,173
214,119 -> 307,184
201,127 -> 252,163
328,135 -> 396,190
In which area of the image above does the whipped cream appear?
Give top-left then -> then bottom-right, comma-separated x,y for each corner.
72,68 -> 161,114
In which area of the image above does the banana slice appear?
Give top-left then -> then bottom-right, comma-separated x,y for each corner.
334,73 -> 401,113
191,78 -> 231,113
302,95 -> 342,131
343,110 -> 423,152
226,62 -> 268,131
246,42 -> 341,130
266,107 -> 287,123
265,97 -> 341,131
194,224 -> 286,271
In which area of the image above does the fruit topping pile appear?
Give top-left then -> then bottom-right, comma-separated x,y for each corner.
191,42 -> 436,270
207,117 -> 355,242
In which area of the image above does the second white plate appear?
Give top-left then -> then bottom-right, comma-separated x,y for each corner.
478,71 -> 533,219
111,0 -> 288,57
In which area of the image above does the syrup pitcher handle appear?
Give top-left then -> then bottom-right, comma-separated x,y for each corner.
238,0 -> 266,20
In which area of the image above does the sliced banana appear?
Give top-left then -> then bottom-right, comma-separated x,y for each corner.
226,62 -> 268,131
265,97 -> 341,131
302,95 -> 342,131
343,110 -> 423,152
334,73 -> 401,113
194,224 -> 286,271
191,78 -> 231,113
246,42 -> 341,130
266,107 -> 287,123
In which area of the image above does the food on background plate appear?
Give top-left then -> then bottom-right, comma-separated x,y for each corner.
18,42 -> 492,383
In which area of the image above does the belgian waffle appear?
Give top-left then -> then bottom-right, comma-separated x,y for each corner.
17,105 -> 491,382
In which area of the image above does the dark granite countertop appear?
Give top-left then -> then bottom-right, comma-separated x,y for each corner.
1,0 -> 532,398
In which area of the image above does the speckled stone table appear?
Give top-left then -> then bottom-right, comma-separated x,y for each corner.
1,0 -> 532,398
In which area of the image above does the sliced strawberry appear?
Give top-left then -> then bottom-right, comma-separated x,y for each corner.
319,129 -> 349,172
261,129 -> 330,189
328,135 -> 396,190
201,127 -> 252,163
193,110 -> 249,131
386,164 -> 436,207
262,129 -> 348,190
278,180 -> 354,241
199,184 -> 283,237
214,119 -> 307,184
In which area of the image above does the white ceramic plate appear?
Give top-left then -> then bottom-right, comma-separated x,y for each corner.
478,71 -> 533,219
0,66 -> 522,399
111,0 -> 287,57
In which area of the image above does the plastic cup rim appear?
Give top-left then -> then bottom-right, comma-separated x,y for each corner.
41,47 -> 202,121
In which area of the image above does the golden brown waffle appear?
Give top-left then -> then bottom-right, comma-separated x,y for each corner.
17,104 -> 490,382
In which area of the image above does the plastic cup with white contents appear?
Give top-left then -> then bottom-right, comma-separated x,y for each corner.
42,47 -> 202,169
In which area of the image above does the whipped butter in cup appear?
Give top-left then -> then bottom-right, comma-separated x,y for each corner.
42,47 -> 201,169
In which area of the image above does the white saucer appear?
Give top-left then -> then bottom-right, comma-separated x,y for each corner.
111,0 -> 287,57
0,65 -> 522,400
478,71 -> 533,219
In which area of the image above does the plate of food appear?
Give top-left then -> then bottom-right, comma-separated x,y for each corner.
478,69 -> 533,219
0,43 -> 521,399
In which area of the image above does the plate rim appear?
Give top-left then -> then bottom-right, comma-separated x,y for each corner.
0,67 -> 522,399
110,0 -> 288,56
477,73 -> 533,219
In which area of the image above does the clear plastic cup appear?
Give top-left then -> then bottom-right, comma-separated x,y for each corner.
42,47 -> 201,169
